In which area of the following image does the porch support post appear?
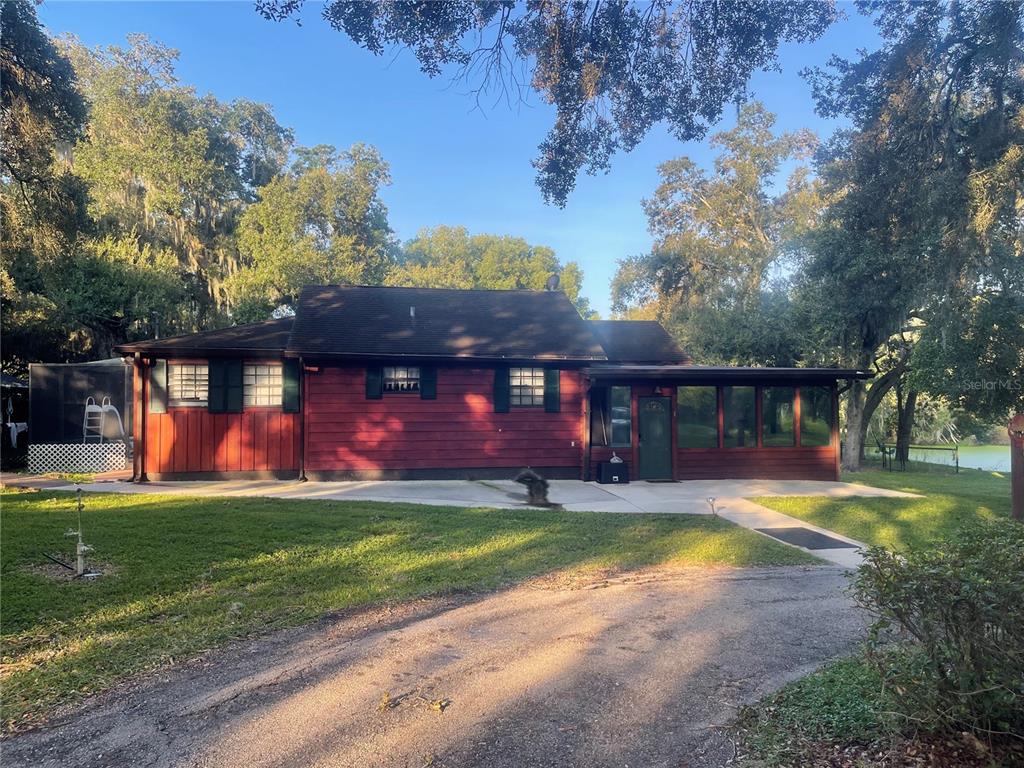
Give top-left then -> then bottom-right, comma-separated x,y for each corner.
717,387 -> 724,449
134,352 -> 148,482
1010,413 -> 1024,522
298,356 -> 307,482
832,384 -> 841,481
794,386 -> 802,448
581,372 -> 592,481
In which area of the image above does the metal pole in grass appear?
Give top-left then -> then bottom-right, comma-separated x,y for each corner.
1010,414 -> 1024,523
65,485 -> 94,577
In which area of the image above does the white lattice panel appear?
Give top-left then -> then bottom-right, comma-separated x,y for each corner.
28,443 -> 127,474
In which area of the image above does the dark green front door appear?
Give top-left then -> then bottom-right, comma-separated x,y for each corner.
638,396 -> 672,480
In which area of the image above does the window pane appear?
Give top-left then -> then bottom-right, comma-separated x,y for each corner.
168,363 -> 208,406
509,367 -> 544,406
762,387 -> 795,447
243,363 -> 283,406
800,387 -> 833,446
723,386 -> 755,448
677,386 -> 718,448
610,386 -> 631,447
383,366 -> 420,393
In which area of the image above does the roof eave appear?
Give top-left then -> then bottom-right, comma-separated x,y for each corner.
113,344 -> 288,358
583,365 -> 874,381
288,350 -> 608,363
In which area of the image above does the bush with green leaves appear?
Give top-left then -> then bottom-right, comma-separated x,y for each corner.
852,520 -> 1024,739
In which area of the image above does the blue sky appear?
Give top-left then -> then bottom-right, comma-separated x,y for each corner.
38,1 -> 879,317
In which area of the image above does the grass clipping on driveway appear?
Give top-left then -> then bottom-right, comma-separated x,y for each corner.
0,489 -> 814,732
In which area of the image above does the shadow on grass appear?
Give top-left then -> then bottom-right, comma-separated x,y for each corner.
1,490 -> 814,731
757,461 -> 1012,552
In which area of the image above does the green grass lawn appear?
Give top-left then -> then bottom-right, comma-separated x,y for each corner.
0,489 -> 814,732
753,460 -> 1012,551
736,657 -> 896,766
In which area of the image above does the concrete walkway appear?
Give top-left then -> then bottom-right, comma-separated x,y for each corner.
2,473 -> 917,567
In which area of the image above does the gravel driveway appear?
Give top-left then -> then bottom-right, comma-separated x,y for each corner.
4,566 -> 863,768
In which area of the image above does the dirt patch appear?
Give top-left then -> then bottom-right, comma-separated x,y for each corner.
519,561 -> 760,591
22,559 -> 117,582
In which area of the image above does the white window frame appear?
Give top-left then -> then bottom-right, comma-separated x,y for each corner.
168,363 -> 208,407
243,363 -> 283,407
383,366 -> 420,393
510,367 -> 545,407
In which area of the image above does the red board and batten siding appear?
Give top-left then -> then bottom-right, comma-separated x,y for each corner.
144,409 -> 300,475
136,357 -> 300,477
304,366 -> 584,476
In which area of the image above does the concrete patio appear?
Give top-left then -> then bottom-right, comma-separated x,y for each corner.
2,473 -> 918,567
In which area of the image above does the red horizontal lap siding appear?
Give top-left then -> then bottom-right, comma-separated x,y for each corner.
305,366 -> 584,473
676,446 -> 837,481
146,408 -> 299,474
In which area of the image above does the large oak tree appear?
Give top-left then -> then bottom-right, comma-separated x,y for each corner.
611,102 -> 820,365
796,0 -> 1024,470
254,0 -> 838,206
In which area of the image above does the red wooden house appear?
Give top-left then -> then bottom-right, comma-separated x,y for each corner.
116,285 -> 871,483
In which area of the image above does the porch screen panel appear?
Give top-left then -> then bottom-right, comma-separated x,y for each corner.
800,387 -> 833,446
723,386 -> 756,448
590,386 -> 631,447
762,387 -> 795,446
590,387 -> 610,446
677,386 -> 718,448
609,386 -> 631,447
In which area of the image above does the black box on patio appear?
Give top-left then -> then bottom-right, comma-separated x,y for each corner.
597,461 -> 629,484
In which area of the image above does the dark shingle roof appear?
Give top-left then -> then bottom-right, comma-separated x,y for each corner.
113,290 -> 694,365
288,285 -> 607,361
116,317 -> 294,356
588,320 -> 691,364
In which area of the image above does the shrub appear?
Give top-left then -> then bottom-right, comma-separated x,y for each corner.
852,520 -> 1024,739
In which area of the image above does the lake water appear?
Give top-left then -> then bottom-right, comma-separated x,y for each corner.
906,444 -> 1012,472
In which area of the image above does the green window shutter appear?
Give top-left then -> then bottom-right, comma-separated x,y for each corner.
207,359 -> 226,413
419,366 -> 437,400
282,359 -> 301,412
544,368 -> 561,413
366,366 -> 383,399
224,359 -> 243,413
493,366 -> 510,413
149,359 -> 167,414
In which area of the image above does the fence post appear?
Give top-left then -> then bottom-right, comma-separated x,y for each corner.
1010,414 -> 1024,523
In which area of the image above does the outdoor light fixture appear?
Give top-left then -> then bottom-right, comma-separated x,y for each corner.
706,497 -> 718,516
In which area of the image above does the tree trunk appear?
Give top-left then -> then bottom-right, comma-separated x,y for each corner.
895,387 -> 918,465
842,378 -> 867,472
842,354 -> 911,472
